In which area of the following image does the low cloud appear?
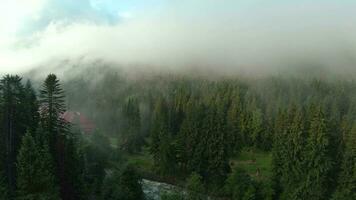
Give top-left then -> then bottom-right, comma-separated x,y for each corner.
1,0 -> 356,77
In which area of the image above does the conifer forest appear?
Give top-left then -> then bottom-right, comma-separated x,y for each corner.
0,67 -> 355,200
1,1 -> 356,200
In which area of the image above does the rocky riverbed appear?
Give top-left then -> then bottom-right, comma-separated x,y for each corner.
142,179 -> 182,200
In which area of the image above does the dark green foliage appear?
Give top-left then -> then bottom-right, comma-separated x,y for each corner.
39,74 -> 68,141
300,107 -> 333,200
23,81 -> 39,135
225,168 -> 259,200
0,176 -> 8,200
0,75 -> 27,197
160,192 -> 184,200
332,123 -> 356,200
60,135 -> 86,200
150,98 -> 176,175
84,131 -> 111,197
176,102 -> 206,175
16,132 -> 59,200
101,165 -> 144,200
186,172 -> 206,200
120,97 -> 143,153
39,74 -> 85,200
0,69 -> 355,200
227,97 -> 243,155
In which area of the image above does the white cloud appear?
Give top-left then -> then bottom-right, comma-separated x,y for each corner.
1,0 -> 356,76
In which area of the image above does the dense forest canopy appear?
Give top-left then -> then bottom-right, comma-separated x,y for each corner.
0,65 -> 355,200
1,1 -> 356,199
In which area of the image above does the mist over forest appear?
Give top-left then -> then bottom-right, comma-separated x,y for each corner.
0,1 -> 356,200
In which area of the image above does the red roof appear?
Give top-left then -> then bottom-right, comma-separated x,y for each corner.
61,111 -> 95,134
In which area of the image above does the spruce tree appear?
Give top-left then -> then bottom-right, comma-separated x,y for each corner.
120,97 -> 142,153
101,165 -> 144,200
225,168 -> 258,200
227,97 -> 243,155
332,123 -> 356,200
23,81 -> 39,135
150,98 -> 175,175
0,75 -> 27,197
297,107 -> 333,200
282,108 -> 307,198
16,132 -> 59,200
186,172 -> 206,200
39,74 -> 67,147
177,102 -> 205,175
39,74 -> 85,200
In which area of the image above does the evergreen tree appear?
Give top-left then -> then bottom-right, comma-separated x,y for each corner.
0,75 -> 27,197
120,97 -> 143,153
150,98 -> 176,175
332,123 -> 356,200
16,132 -> 59,200
296,107 -> 333,200
39,74 -> 85,200
225,168 -> 258,200
204,105 -> 230,185
0,175 -> 8,200
270,109 -> 290,200
281,108 -> 307,199
176,101 -> 206,175
101,165 -> 144,200
227,97 -> 243,155
23,81 -> 39,135
186,172 -> 206,200
84,131 -> 111,197
39,74 -> 67,148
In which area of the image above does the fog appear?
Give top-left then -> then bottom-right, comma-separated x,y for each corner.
1,0 -> 356,77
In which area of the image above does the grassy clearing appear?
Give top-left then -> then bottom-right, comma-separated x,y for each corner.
125,147 -> 154,172
230,148 -> 272,181
109,137 -> 118,149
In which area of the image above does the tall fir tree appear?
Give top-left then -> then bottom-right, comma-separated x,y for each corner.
101,165 -> 144,200
120,97 -> 142,153
150,98 -> 176,175
23,81 -> 39,135
16,132 -> 59,200
39,74 -> 85,200
0,75 -> 27,197
332,122 -> 356,200
227,96 -> 243,155
39,74 -> 67,148
296,106 -> 333,200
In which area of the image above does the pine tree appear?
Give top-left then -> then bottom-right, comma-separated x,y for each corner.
297,107 -> 333,200
227,97 -> 243,155
0,75 -> 27,197
0,175 -> 8,200
225,168 -> 258,200
176,101 -> 206,175
101,165 -> 144,200
150,98 -> 176,175
85,131 -> 111,196
23,81 -> 39,135
332,123 -> 356,200
120,97 -> 142,153
205,100 -> 230,185
39,74 -> 67,148
270,109 -> 288,200
186,172 -> 206,200
39,74 -> 85,200
282,108 -> 307,198
16,132 -> 59,200
61,136 -> 86,200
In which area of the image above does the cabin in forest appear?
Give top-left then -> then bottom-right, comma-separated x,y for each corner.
61,111 -> 95,134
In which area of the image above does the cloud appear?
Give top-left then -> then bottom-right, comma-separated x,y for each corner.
1,0 -> 356,76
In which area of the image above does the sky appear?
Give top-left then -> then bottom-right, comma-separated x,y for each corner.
1,0 -> 356,75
